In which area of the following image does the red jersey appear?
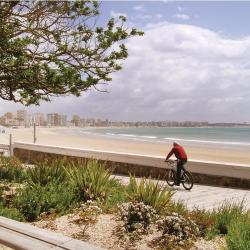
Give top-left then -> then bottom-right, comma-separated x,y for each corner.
166,145 -> 187,160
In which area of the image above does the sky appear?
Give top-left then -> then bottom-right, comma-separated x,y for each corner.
2,1 -> 250,123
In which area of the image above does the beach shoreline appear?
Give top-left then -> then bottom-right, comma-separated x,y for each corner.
0,127 -> 248,165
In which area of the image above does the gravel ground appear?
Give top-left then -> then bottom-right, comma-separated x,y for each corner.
32,213 -> 226,250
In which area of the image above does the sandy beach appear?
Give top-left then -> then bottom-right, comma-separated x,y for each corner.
0,127 -> 249,165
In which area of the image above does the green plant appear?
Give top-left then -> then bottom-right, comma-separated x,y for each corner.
0,156 -> 26,182
101,185 -> 127,213
226,212 -> 250,250
118,201 -> 158,233
26,159 -> 67,186
126,175 -> 174,214
0,202 -> 24,221
208,201 -> 245,238
189,208 -> 214,237
69,200 -> 103,239
66,159 -> 121,203
168,200 -> 189,217
117,201 -> 158,243
156,213 -> 199,249
15,183 -> 76,221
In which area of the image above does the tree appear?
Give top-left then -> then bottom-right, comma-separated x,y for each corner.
0,1 -> 143,105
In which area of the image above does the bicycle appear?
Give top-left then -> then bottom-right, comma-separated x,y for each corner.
165,160 -> 194,190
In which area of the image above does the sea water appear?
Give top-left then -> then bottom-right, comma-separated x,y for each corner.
67,127 -> 250,148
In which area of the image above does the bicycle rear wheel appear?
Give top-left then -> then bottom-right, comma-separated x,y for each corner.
166,169 -> 175,186
182,171 -> 193,190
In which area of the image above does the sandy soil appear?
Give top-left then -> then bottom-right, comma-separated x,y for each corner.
32,213 -> 225,250
1,127 -> 250,165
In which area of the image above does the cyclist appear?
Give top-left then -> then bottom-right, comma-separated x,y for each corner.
165,142 -> 187,186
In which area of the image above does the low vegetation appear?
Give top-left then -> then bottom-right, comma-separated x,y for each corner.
0,156 -> 249,249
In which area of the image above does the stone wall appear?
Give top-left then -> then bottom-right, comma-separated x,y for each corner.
13,147 -> 250,189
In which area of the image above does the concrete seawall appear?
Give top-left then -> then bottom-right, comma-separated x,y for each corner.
13,142 -> 250,189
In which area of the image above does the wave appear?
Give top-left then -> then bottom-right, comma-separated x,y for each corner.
76,129 -> 250,147
106,133 -> 116,136
139,135 -> 158,139
163,137 -> 250,146
117,133 -> 137,137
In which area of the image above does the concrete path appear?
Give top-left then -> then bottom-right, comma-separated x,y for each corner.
117,175 -> 250,211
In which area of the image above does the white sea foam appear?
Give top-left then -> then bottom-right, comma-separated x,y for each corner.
73,128 -> 250,147
163,137 -> 250,146
117,134 -> 137,137
106,133 -> 116,136
139,136 -> 157,139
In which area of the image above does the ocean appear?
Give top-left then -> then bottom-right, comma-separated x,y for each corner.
67,127 -> 250,148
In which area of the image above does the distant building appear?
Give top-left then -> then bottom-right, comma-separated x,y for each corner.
72,115 -> 80,126
61,115 -> 67,126
1,112 -> 16,126
16,109 -> 27,126
47,113 -> 67,126
30,113 -> 46,126
4,112 -> 14,120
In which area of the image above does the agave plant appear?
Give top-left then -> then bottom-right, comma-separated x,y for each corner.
0,156 -> 26,182
65,159 -> 121,202
126,175 -> 174,214
26,159 -> 67,186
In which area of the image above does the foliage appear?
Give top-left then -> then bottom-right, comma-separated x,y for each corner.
156,213 -> 200,249
188,208 -> 214,237
15,183 -> 76,222
168,200 -> 189,217
0,202 -> 24,221
26,159 -> 67,186
69,200 -> 102,238
117,201 -> 158,243
126,175 -> 174,214
66,159 -> 121,203
0,1 -> 143,105
226,212 -> 250,250
208,201 -> 245,238
100,185 -> 127,213
168,202 -> 214,237
0,156 -> 26,182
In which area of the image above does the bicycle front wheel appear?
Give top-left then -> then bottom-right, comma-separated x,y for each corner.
182,171 -> 193,190
166,169 -> 175,186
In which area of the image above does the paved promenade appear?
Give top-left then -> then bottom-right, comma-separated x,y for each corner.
117,175 -> 250,210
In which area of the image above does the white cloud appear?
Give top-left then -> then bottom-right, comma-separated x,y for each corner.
175,14 -> 190,20
177,6 -> 185,12
156,14 -> 163,19
133,5 -> 144,12
2,22 -> 250,122
110,10 -> 127,19
135,14 -> 153,20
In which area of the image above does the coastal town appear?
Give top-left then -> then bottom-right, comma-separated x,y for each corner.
0,109 -> 249,128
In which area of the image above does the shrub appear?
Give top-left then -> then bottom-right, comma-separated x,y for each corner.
66,159 -> 121,203
69,200 -> 102,239
15,183 -> 76,221
226,212 -> 250,250
118,201 -> 158,233
168,202 -> 214,237
0,156 -> 26,182
0,202 -> 24,221
126,175 -> 174,214
189,208 -> 214,237
26,159 -> 67,186
208,201 -> 245,238
156,213 -> 199,249
101,186 -> 127,213
168,200 -> 189,217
